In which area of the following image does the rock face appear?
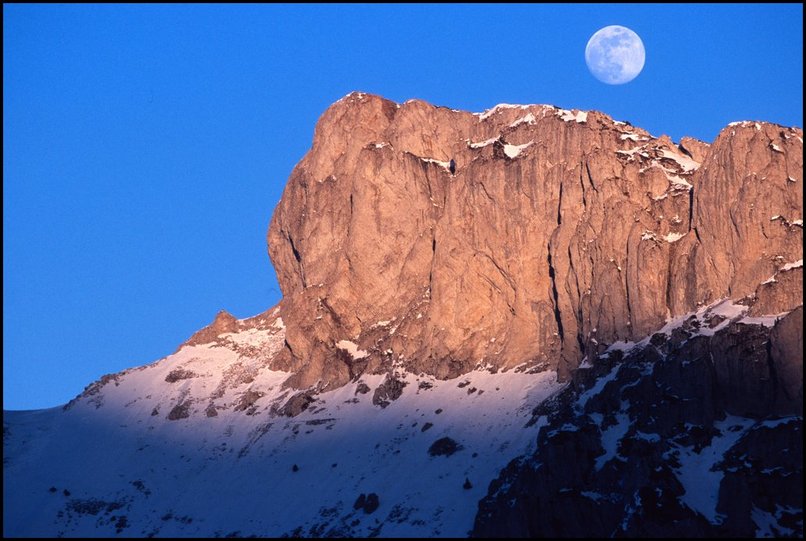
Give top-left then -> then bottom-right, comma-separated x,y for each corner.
4,93 -> 801,539
472,307 -> 803,538
267,93 -> 802,390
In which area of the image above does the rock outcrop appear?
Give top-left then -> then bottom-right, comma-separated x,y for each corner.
5,93 -> 801,539
472,306 -> 803,538
265,92 -> 802,390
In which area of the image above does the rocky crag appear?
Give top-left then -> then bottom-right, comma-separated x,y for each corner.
473,304 -> 802,537
266,92 -> 802,390
4,93 -> 802,537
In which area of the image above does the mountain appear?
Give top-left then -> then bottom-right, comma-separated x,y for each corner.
4,92 -> 802,537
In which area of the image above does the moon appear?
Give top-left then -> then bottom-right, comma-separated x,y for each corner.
585,25 -> 645,85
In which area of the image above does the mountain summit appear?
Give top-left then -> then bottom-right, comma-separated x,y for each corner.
4,93 -> 802,537
268,92 -> 801,387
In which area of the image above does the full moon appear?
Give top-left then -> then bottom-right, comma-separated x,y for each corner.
585,25 -> 645,85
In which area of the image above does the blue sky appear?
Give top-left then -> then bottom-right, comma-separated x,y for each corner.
3,4 -> 802,410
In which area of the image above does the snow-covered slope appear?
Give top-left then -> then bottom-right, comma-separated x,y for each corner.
3,308 -> 565,537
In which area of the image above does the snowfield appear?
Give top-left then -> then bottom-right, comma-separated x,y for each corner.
3,317 -> 565,537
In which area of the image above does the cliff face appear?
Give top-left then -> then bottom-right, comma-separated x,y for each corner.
472,306 -> 803,538
266,92 -> 802,390
4,93 -> 801,538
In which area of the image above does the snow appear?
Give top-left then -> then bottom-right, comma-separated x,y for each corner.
503,142 -> 533,159
577,364 -> 622,410
770,143 -> 783,153
468,137 -> 498,149
664,232 -> 685,243
336,339 -> 369,360
780,259 -> 803,271
738,315 -> 781,328
595,411 -> 630,470
659,149 -> 700,172
3,320 -> 566,537
617,146 -> 650,159
475,103 -> 529,121
597,298 -> 761,352
620,133 -> 640,141
419,157 -> 453,173
509,113 -> 536,128
752,506 -> 797,537
663,170 -> 693,189
792,219 -> 803,227
672,415 -> 756,524
558,109 -> 588,123
757,416 -> 799,429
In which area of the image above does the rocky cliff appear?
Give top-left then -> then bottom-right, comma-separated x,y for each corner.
265,92 -> 802,390
473,305 -> 802,537
4,93 -> 801,538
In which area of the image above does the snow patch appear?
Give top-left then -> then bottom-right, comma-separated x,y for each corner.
596,411 -> 630,470
419,157 -> 453,172
468,137 -> 498,149
558,109 -> 588,123
509,113 -> 536,128
659,149 -> 700,172
673,415 -> 756,524
738,315 -> 784,328
476,103 -> 529,121
780,259 -> 803,271
664,232 -> 685,243
503,142 -> 533,159
336,339 -> 369,360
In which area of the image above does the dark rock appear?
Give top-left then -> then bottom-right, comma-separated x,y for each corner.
355,382 -> 371,395
421,422 -> 433,432
711,322 -> 776,417
428,437 -> 462,457
291,464 -> 299,472
372,376 -> 407,408
234,389 -> 265,415
364,493 -> 379,514
463,478 -> 473,490
769,307 -> 803,415
353,492 -> 380,514
164,368 -> 197,383
472,315 -> 804,538
167,401 -> 191,421
279,393 -> 315,417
